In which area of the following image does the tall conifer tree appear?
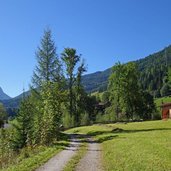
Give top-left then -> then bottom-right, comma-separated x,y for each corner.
31,29 -> 63,145
32,28 -> 61,87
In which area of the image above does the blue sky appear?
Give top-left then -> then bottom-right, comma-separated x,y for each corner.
0,0 -> 171,97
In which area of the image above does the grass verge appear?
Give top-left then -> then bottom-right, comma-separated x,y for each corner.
2,139 -> 69,171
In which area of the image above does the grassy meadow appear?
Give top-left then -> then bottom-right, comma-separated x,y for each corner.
67,120 -> 171,171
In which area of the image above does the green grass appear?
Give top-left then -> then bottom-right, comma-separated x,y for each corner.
1,140 -> 69,171
67,120 -> 171,171
63,141 -> 88,171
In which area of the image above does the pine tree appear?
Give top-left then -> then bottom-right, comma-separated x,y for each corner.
0,103 -> 7,128
29,89 -> 43,145
31,28 -> 64,145
32,28 -> 61,88
12,98 -> 34,149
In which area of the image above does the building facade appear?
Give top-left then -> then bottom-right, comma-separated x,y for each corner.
161,103 -> 171,119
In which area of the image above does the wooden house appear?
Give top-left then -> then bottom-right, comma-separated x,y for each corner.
95,102 -> 110,113
161,103 -> 171,119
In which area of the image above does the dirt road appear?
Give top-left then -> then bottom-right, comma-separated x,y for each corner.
36,135 -> 103,171
76,138 -> 103,171
36,134 -> 80,171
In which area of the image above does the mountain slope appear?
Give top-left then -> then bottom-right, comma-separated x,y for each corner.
137,45 -> 171,97
82,45 -> 171,96
1,91 -> 30,108
2,45 -> 171,108
0,87 -> 11,100
82,68 -> 111,93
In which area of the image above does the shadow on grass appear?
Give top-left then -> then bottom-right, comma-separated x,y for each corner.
68,133 -> 119,144
58,132 -> 71,141
86,127 -> 171,137
96,135 -> 118,143
112,127 -> 171,134
52,141 -> 70,150
51,132 -> 72,149
62,127 -> 171,144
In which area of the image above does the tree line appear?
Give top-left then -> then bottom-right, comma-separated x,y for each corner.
11,29 -> 97,148
107,62 -> 156,120
93,62 -> 157,123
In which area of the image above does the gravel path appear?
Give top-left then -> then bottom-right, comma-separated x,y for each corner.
35,134 -> 80,171
76,138 -> 103,171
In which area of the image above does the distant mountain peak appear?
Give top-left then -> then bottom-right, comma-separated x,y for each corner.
0,87 -> 11,100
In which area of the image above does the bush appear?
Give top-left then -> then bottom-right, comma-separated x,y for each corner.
152,110 -> 161,120
62,111 -> 74,128
95,111 -> 116,123
0,128 -> 17,169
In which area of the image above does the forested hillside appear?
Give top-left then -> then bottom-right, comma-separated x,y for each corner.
2,45 -> 171,109
83,45 -> 171,97
82,69 -> 111,93
137,45 -> 171,97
